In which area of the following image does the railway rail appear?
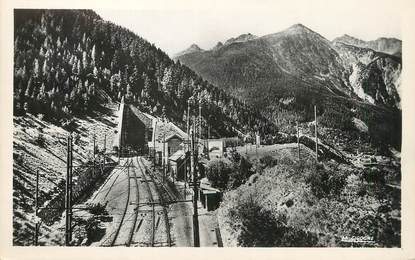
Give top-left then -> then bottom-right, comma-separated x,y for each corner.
110,158 -> 133,246
138,157 -> 172,247
136,156 -> 156,246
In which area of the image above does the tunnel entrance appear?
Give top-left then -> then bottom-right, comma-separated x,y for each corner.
123,105 -> 152,155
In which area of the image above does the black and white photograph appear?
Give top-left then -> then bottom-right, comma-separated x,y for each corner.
2,0 -> 415,256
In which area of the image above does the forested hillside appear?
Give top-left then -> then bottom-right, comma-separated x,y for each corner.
14,9 -> 275,138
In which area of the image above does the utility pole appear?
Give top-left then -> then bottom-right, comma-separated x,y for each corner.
193,115 -> 197,156
255,131 -> 259,158
207,124 -> 210,160
297,121 -> 300,161
190,127 -> 200,247
103,133 -> 106,169
185,101 -> 190,191
187,101 -> 191,152
199,103 -> 202,148
153,120 -> 157,169
314,105 -> 318,162
163,132 -> 166,183
93,133 -> 96,176
34,170 -> 39,246
65,135 -> 73,246
103,133 -> 106,155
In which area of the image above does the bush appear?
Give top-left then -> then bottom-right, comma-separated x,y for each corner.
228,156 -> 254,189
84,216 -> 105,244
361,168 -> 385,185
307,164 -> 347,199
260,155 -> 278,168
206,158 -> 233,190
36,133 -> 46,147
87,203 -> 107,216
228,194 -> 318,247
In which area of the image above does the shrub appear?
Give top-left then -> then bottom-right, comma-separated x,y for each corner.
228,156 -> 254,189
84,216 -> 105,244
36,133 -> 46,147
361,168 -> 385,185
228,194 -> 318,247
307,164 -> 347,199
206,158 -> 233,190
87,203 -> 107,216
260,155 -> 278,168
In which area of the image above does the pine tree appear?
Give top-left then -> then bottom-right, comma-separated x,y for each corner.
91,44 -> 97,67
82,51 -> 88,71
77,59 -> 82,75
161,66 -> 173,95
33,59 -> 41,78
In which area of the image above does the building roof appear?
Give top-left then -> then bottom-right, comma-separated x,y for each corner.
165,133 -> 185,142
200,177 -> 221,192
129,105 -> 153,128
169,149 -> 185,161
153,120 -> 188,143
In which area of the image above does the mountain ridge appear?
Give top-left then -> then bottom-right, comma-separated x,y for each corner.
332,34 -> 401,56
175,23 -> 401,110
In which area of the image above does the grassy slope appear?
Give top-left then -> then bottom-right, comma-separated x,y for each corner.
218,132 -> 400,247
13,102 -> 118,245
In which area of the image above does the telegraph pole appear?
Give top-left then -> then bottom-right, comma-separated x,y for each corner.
193,115 -> 197,156
185,101 -> 190,190
163,132 -> 166,183
65,135 -> 73,246
93,133 -> 96,176
34,170 -> 39,246
103,133 -> 106,155
190,127 -> 200,247
297,121 -> 300,161
207,124 -> 210,160
153,120 -> 157,169
199,103 -> 202,147
314,105 -> 318,162
255,131 -> 259,158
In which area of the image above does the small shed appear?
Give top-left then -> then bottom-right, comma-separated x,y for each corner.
168,150 -> 186,180
199,178 -> 222,211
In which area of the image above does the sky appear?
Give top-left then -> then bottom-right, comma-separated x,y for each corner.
95,0 -> 401,57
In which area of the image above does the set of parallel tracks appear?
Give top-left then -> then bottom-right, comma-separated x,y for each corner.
136,157 -> 156,246
110,158 -> 134,246
137,157 -> 172,247
127,157 -> 140,247
106,156 -> 172,247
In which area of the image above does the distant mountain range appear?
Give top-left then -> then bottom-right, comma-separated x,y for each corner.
332,34 -> 401,57
174,24 -> 402,110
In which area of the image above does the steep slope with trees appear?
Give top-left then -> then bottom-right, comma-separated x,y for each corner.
13,9 -> 278,245
14,9 -> 275,138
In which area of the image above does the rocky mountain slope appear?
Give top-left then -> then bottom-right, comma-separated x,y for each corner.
174,43 -> 204,57
333,42 -> 401,108
175,24 -> 401,111
332,34 -> 402,56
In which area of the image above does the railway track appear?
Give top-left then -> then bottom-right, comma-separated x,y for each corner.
110,158 -> 133,246
138,157 -> 172,247
136,156 -> 156,246
127,157 -> 140,247
91,159 -> 129,201
102,156 -> 172,247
